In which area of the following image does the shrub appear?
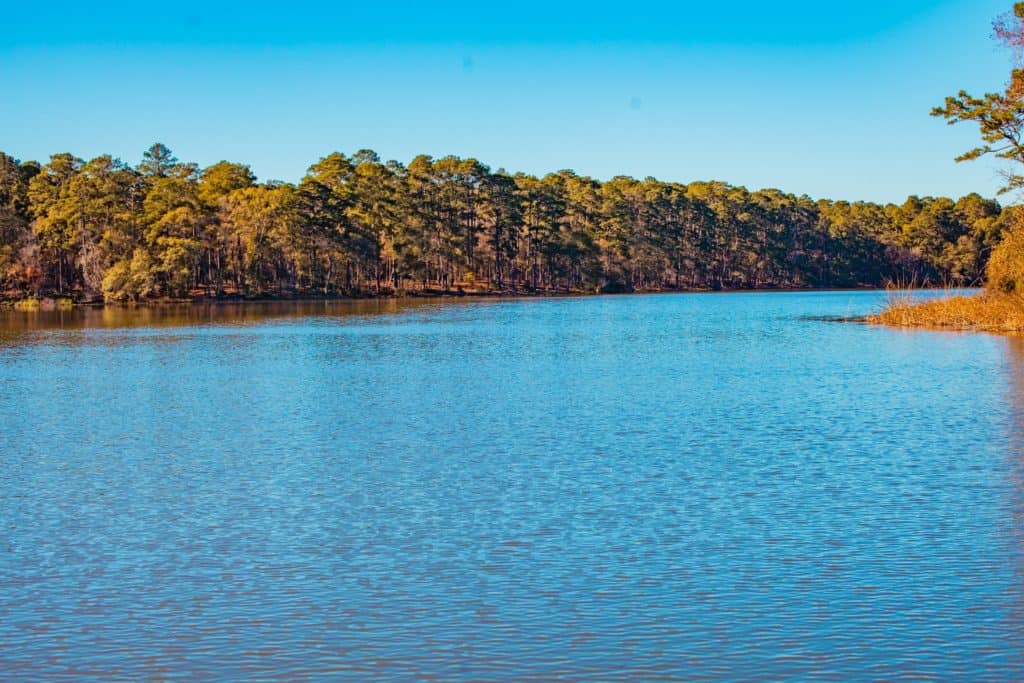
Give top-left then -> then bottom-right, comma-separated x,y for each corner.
102,249 -> 158,302
986,222 -> 1024,293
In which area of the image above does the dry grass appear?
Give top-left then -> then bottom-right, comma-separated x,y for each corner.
867,290 -> 1024,333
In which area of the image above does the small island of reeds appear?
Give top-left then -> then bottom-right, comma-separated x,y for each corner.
868,290 -> 1024,333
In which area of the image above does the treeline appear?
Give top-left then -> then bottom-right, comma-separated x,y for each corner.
0,144 -> 1012,301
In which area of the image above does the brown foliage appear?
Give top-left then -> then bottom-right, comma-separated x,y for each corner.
868,290 -> 1024,332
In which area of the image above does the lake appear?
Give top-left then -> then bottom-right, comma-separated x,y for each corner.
1,291 -> 1023,681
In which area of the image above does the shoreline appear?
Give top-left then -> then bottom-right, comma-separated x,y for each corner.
0,285 -> 949,311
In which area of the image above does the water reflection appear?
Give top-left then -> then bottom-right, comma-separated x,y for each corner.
0,298 -> 457,331
1001,337 -> 1024,647
0,297 -> 508,349
1004,336 -> 1024,440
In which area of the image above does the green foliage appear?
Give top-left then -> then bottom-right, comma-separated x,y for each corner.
102,249 -> 158,302
0,143 -> 1008,302
986,217 -> 1024,292
138,143 -> 178,180
156,236 -> 201,297
932,3 -> 1024,193
0,152 -> 35,289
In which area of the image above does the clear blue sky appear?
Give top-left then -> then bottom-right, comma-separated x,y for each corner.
0,0 -> 1014,203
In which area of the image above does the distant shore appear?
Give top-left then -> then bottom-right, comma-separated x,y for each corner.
0,284 -> 945,312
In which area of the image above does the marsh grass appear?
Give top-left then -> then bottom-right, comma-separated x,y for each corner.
867,289 -> 1024,332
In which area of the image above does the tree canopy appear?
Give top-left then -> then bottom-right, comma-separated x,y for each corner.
0,145 -> 1007,301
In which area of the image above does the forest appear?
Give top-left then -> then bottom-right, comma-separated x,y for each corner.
0,144 -> 1012,302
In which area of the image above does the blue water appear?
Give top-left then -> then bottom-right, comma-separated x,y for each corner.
1,291 -> 1022,681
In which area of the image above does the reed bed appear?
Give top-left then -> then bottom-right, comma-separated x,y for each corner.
867,290 -> 1024,332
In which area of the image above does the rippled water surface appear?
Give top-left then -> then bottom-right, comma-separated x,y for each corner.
2,291 -> 1024,681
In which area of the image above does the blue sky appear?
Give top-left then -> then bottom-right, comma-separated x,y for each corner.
0,0 -> 1014,202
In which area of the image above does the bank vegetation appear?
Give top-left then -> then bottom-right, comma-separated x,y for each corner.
871,2 -> 1024,333
0,145 -> 1007,305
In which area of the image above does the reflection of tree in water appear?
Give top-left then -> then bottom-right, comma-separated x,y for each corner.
0,297 -> 465,345
1002,335 -> 1024,643
1005,337 -> 1024,449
